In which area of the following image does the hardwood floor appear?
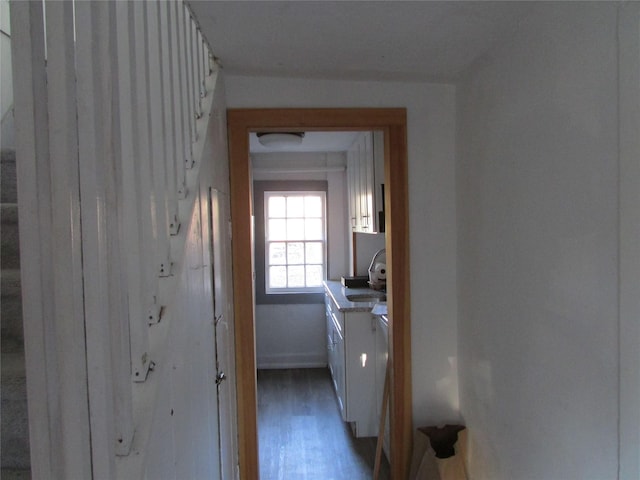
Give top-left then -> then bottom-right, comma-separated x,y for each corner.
257,368 -> 390,480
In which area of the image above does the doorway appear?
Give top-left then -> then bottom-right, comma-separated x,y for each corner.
228,108 -> 411,479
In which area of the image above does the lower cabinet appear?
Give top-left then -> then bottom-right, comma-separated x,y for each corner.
326,301 -> 345,413
325,293 -> 378,437
374,315 -> 390,458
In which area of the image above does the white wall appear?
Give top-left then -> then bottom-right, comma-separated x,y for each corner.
255,304 -> 327,369
456,4 -> 635,478
226,76 -> 459,426
252,151 -> 348,369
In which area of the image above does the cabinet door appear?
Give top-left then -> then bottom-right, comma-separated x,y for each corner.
372,131 -> 385,233
334,324 -> 346,420
326,302 -> 336,378
347,150 -> 358,232
326,295 -> 346,417
362,132 -> 374,232
375,316 -> 390,456
344,312 -> 377,436
346,132 -> 376,233
357,135 -> 368,231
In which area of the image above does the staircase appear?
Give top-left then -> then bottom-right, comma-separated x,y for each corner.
1,148 -> 31,479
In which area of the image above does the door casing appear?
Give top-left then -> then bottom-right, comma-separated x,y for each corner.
228,108 -> 412,479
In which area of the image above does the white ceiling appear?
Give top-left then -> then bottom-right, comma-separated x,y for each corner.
249,131 -> 361,153
188,1 -> 532,83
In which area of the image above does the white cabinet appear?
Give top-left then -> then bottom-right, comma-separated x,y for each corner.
325,293 -> 377,437
347,131 -> 384,234
326,297 -> 346,414
374,315 -> 390,458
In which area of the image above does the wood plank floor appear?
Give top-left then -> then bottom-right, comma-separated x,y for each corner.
257,368 -> 390,480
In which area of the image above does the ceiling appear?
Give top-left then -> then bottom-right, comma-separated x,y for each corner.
188,1 -> 533,83
249,131 -> 361,153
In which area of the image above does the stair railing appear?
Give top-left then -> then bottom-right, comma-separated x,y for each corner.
10,0 -> 216,477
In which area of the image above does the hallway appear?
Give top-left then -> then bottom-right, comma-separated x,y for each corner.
257,368 -> 389,480
7,1 -> 640,478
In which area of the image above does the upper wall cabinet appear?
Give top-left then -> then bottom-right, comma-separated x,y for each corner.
347,131 -> 384,233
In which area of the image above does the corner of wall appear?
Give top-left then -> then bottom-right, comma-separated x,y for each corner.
617,2 -> 640,478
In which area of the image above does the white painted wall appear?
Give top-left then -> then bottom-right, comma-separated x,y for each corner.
255,304 -> 327,369
252,151 -> 348,369
456,4 -> 636,478
227,76 -> 459,426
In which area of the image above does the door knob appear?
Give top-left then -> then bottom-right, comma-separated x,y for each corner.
215,372 -> 227,385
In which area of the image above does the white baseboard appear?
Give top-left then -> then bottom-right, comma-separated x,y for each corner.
257,352 -> 327,370
257,362 -> 328,370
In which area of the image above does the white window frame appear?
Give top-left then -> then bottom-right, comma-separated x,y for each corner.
264,190 -> 327,294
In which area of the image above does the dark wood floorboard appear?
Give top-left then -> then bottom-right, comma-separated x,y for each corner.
257,368 -> 390,480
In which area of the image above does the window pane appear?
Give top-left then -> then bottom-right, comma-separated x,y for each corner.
287,242 -> 304,265
268,243 -> 286,265
288,266 -> 305,287
287,196 -> 304,218
306,265 -> 323,287
268,196 -> 286,218
306,242 -> 323,264
287,219 -> 304,240
305,218 -> 323,240
305,196 -> 322,217
269,266 -> 287,288
268,219 -> 286,240
264,190 -> 326,293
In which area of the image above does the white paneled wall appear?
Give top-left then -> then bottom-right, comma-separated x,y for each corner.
10,1 -> 227,478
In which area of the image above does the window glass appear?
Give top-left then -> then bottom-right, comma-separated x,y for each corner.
269,243 -> 286,264
305,219 -> 323,240
264,191 -> 326,293
287,196 -> 304,218
268,219 -> 286,241
287,219 -> 305,240
268,196 -> 286,217
305,242 -> 323,264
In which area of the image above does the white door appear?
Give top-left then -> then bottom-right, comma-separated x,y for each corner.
206,188 -> 239,480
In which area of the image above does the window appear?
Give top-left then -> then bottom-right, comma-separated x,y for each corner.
264,191 -> 326,293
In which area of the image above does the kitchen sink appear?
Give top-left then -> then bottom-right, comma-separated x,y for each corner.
346,293 -> 387,303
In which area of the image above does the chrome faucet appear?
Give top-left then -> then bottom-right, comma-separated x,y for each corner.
368,248 -> 387,291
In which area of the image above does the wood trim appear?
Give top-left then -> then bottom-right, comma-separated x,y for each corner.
228,108 -> 412,480
229,123 -> 260,480
228,108 -> 406,132
386,123 -> 413,478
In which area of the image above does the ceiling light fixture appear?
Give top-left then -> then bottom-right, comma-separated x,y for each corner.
257,132 -> 305,149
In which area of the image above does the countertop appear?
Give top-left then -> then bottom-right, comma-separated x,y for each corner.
323,280 -> 387,314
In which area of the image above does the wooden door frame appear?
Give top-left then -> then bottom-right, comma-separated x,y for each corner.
228,108 -> 412,479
